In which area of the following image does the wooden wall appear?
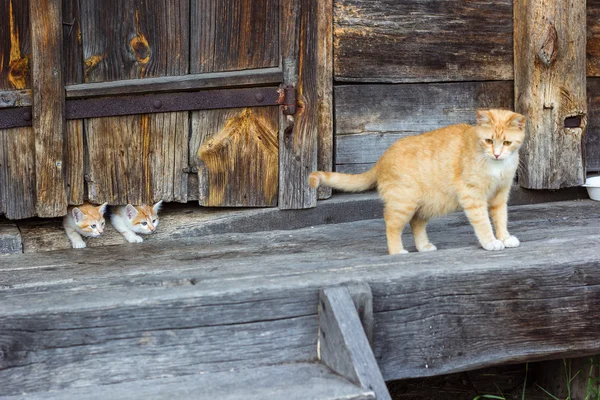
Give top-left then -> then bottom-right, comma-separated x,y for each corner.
334,0 -> 600,174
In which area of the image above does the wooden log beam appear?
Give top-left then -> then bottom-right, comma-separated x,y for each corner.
514,0 -> 587,189
29,0 -> 67,216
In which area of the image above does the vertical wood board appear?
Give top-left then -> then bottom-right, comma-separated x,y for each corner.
0,0 -> 36,219
515,0 -> 587,189
317,0 -> 333,200
586,78 -> 600,172
279,0 -> 318,209
62,0 -> 85,205
29,0 -> 68,217
79,0 -> 190,205
190,0 -> 279,74
588,0 -> 600,77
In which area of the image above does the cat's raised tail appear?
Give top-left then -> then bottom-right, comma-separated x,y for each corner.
309,167 -> 377,192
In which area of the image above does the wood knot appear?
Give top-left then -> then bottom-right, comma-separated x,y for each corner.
537,24 -> 558,66
84,55 -> 104,79
8,57 -> 29,89
130,34 -> 150,65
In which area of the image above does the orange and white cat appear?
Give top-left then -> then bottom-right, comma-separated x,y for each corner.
63,202 -> 108,248
309,109 -> 526,255
111,201 -> 163,243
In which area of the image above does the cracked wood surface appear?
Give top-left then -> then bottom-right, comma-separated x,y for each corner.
0,201 -> 599,395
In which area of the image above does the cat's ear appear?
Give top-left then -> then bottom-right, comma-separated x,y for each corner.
509,113 -> 526,130
125,204 -> 138,220
72,207 -> 84,223
153,200 -> 163,214
97,202 -> 108,215
476,110 -> 492,126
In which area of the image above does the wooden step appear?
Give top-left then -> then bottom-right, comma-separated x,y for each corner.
4,363 -> 376,400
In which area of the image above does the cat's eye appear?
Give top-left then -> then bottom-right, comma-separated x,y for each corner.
141,221 -> 148,226
152,219 -> 157,223
91,224 -> 97,229
485,139 -> 493,144
503,141 -> 512,146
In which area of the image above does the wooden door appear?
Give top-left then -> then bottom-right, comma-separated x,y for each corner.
0,0 -> 332,218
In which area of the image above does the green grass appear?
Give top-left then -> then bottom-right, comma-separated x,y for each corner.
473,358 -> 600,400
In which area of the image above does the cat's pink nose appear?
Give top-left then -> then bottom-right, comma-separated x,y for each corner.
494,154 -> 500,159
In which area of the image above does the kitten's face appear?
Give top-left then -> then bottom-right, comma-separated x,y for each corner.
475,110 -> 526,161
124,201 -> 162,234
73,203 -> 107,237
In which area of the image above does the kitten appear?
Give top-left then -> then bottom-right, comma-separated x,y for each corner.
111,201 -> 163,243
63,202 -> 108,249
309,109 -> 526,255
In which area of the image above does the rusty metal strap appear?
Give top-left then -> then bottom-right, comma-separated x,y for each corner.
0,86 -> 285,129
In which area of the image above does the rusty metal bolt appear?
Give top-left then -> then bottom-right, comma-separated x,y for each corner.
23,111 -> 32,121
255,93 -> 265,103
153,100 -> 163,109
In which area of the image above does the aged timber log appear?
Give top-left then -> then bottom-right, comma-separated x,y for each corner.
514,0 -> 587,189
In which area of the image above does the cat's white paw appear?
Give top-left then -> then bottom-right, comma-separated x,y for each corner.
126,235 -> 144,244
482,239 -> 505,251
502,235 -> 520,248
72,241 -> 86,249
418,243 -> 437,252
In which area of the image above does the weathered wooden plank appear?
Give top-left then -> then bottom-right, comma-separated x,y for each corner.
515,0 -> 587,189
588,0 -> 600,77
317,0 -> 333,200
190,0 -> 279,73
4,200 -> 599,291
65,68 -> 283,98
279,0 -> 319,209
80,0 -> 190,205
0,223 -> 21,254
0,202 -> 599,391
192,107 -> 279,206
334,0 -> 513,82
62,0 -> 84,205
334,82 -> 514,171
3,363 -> 375,400
586,78 -> 600,172
320,286 -> 391,400
0,0 -> 36,220
29,0 -> 68,217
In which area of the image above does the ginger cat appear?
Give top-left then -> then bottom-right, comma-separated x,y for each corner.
111,201 -> 163,243
63,202 -> 108,249
310,109 -> 526,255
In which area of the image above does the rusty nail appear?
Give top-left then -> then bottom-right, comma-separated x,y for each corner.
153,100 -> 163,109
23,111 -> 32,121
255,93 -> 265,103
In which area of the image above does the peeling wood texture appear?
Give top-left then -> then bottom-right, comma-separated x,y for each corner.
335,82 -> 513,173
515,0 -> 587,189
198,108 -> 279,207
333,0 -> 513,82
279,0 -> 318,209
80,0 -> 189,204
0,0 -> 36,219
588,0 -> 600,76
586,78 -> 600,172
317,0 -> 333,200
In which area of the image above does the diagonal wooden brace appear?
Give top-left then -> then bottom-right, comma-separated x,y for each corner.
319,284 -> 391,400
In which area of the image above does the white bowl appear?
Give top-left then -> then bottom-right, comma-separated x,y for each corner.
583,176 -> 600,201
